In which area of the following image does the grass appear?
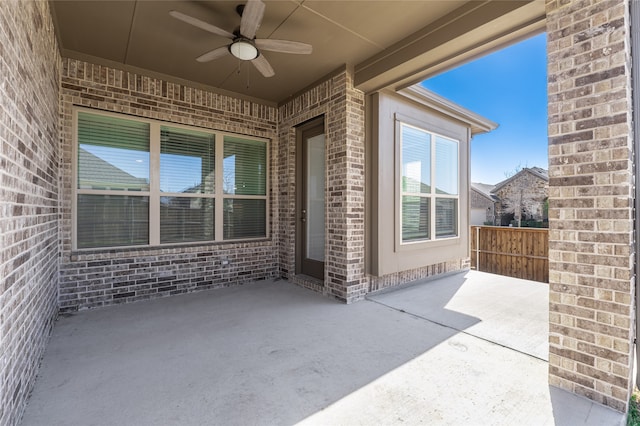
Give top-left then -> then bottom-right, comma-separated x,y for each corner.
629,389 -> 640,426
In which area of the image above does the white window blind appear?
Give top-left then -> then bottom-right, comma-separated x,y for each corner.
400,124 -> 431,242
399,122 -> 459,243
402,196 -> 430,241
435,136 -> 458,195
74,109 -> 268,249
77,194 -> 149,249
160,127 -> 215,194
223,199 -> 266,239
223,136 -> 266,195
78,112 -> 150,191
223,136 -> 267,240
435,198 -> 458,238
160,197 -> 214,244
401,126 -> 431,194
159,127 -> 216,244
435,136 -> 458,238
77,112 -> 150,248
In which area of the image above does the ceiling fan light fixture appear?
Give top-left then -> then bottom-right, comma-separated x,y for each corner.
229,39 -> 258,60
170,1 -> 312,78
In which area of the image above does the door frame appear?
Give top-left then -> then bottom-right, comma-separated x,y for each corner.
295,116 -> 326,280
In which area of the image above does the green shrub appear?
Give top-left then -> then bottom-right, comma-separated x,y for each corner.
629,391 -> 640,426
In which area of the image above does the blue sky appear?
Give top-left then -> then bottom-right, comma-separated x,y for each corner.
421,33 -> 547,185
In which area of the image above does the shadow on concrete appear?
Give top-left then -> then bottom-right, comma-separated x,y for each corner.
22,274 -> 623,425
22,277 -> 479,425
549,386 -> 626,426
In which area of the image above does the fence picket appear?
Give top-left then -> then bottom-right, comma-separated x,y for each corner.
470,226 -> 549,283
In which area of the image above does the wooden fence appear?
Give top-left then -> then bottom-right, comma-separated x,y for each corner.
470,226 -> 549,283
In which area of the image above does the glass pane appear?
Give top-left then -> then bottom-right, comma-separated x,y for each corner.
160,127 -> 215,194
223,199 -> 266,239
402,195 -> 430,242
77,194 -> 149,248
401,124 -> 431,194
78,112 -> 149,191
435,136 -> 458,195
306,134 -> 325,262
160,197 -> 214,243
436,198 -> 458,238
223,136 -> 267,195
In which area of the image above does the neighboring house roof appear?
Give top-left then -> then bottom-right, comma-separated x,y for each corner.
527,166 -> 549,181
471,182 -> 499,202
491,167 -> 549,193
78,148 -> 149,190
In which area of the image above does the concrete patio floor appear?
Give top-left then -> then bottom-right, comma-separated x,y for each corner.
22,270 -> 624,425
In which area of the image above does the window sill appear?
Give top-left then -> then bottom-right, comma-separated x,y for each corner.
397,235 -> 460,252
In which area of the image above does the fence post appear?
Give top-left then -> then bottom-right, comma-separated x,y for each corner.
475,226 -> 480,271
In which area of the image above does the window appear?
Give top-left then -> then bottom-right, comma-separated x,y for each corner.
75,109 -> 268,249
222,137 -> 267,239
159,126 -> 216,244
399,122 -> 459,243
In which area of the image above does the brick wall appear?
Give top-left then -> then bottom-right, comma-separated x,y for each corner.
547,0 -> 635,412
0,1 -> 60,425
278,68 -> 368,302
59,58 -> 280,311
60,59 -> 461,309
368,260 -> 470,293
278,70 -> 472,301
59,242 -> 277,311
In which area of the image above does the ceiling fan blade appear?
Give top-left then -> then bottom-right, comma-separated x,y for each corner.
255,39 -> 312,55
251,54 -> 274,78
196,46 -> 230,63
169,10 -> 234,40
240,0 -> 265,40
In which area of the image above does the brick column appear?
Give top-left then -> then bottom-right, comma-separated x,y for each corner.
547,0 -> 635,412
325,71 -> 368,302
278,69 -> 367,302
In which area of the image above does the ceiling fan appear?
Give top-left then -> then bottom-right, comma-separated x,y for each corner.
170,0 -> 312,78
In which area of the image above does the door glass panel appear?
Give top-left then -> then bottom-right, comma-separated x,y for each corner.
306,134 -> 325,262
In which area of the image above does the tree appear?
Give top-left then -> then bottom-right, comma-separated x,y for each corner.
503,162 -> 527,179
500,186 -> 542,227
496,167 -> 547,227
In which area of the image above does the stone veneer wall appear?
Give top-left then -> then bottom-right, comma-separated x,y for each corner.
547,0 -> 635,412
59,58 -> 279,311
493,170 -> 549,223
0,1 -> 61,425
278,69 -> 368,302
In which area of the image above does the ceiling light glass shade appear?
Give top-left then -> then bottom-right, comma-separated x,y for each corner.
230,40 -> 258,60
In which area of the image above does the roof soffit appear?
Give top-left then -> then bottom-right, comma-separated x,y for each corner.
50,0 -> 546,104
354,0 -> 546,94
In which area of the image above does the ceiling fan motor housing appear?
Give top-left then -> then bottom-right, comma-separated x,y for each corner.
229,38 -> 259,60
170,0 -> 311,78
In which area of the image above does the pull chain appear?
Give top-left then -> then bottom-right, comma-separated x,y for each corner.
246,64 -> 250,89
236,60 -> 250,90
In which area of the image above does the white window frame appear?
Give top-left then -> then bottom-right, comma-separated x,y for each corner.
397,119 -> 460,247
72,107 -> 270,250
